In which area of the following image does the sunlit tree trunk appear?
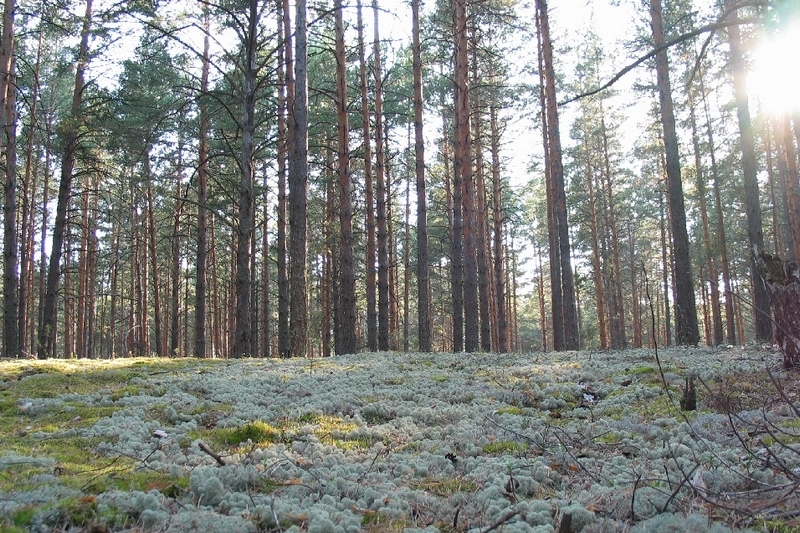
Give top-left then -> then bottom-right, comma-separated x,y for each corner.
698,68 -> 736,345
724,0 -> 771,341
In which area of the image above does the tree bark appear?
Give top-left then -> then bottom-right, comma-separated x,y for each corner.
334,0 -> 356,355
195,11 -> 210,358
232,0 -> 258,359
278,0 -> 291,358
412,0 -> 431,352
372,0 -> 390,352
356,0 -> 378,352
454,0 -> 478,352
39,0 -> 92,359
2,55 -> 18,359
289,0 -> 309,357
649,0 -> 699,346
490,104 -> 507,352
537,0 -> 578,350
724,0 -> 771,342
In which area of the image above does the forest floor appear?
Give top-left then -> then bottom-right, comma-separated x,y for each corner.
0,346 -> 798,533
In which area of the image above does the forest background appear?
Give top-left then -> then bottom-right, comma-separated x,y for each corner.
0,0 -> 797,360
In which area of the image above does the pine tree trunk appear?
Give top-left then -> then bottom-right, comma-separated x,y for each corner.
412,0 -> 431,352
490,105 -> 507,352
335,0 -> 356,355
3,55 -> 18,358
357,0 -> 378,352
289,0 -> 309,357
195,12 -> 210,358
778,116 -> 800,261
39,0 -> 92,359
600,112 -> 626,349
537,0 -> 578,350
724,0 -> 771,342
278,0 -> 291,358
19,32 -> 41,357
233,0 -> 258,359
373,0 -> 390,352
582,121 -> 607,350
699,68 -> 736,345
650,0 -> 699,346
689,97 -> 723,346
471,37 -> 491,353
454,0 -> 478,352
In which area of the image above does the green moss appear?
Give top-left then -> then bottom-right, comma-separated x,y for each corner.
482,440 -> 526,455
410,477 -> 477,495
628,366 -> 656,375
10,507 -> 35,528
218,421 -> 281,446
759,519 -> 800,533
497,406 -> 525,416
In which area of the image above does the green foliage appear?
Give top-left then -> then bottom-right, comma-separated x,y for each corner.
482,440 -> 527,455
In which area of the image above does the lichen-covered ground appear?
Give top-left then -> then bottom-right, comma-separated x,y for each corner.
0,347 -> 798,533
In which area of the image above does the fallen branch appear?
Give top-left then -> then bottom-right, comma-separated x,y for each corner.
481,510 -> 519,533
198,441 -> 226,466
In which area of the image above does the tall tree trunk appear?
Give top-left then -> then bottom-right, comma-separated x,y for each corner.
778,116 -> 800,261
699,68 -> 736,345
600,112 -> 626,349
689,96 -> 723,345
357,0 -> 377,352
0,0 -> 17,358
490,104 -> 507,352
649,0 -> 699,346
724,0 -> 771,342
261,169 -> 270,358
403,162 -> 411,352
373,0 -> 390,351
289,0 -> 309,357
39,0 -> 92,359
537,0 -> 578,350
144,155 -> 163,356
334,0 -> 356,354
471,34 -> 491,352
277,0 -> 291,357
412,0 -> 430,352
19,30 -> 42,357
195,12 -> 210,358
659,180 -> 672,347
170,153 -> 185,357
454,0 -> 478,352
582,121 -> 607,350
3,55 -> 18,358
233,0 -> 258,358
76,175 -> 90,358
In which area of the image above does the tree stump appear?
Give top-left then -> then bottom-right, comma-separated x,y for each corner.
757,251 -> 800,369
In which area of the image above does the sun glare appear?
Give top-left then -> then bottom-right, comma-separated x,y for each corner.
748,23 -> 800,115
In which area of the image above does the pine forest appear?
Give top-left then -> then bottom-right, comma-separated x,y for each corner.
0,0 -> 798,361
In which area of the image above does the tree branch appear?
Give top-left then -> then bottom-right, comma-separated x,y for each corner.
559,17 -> 760,106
